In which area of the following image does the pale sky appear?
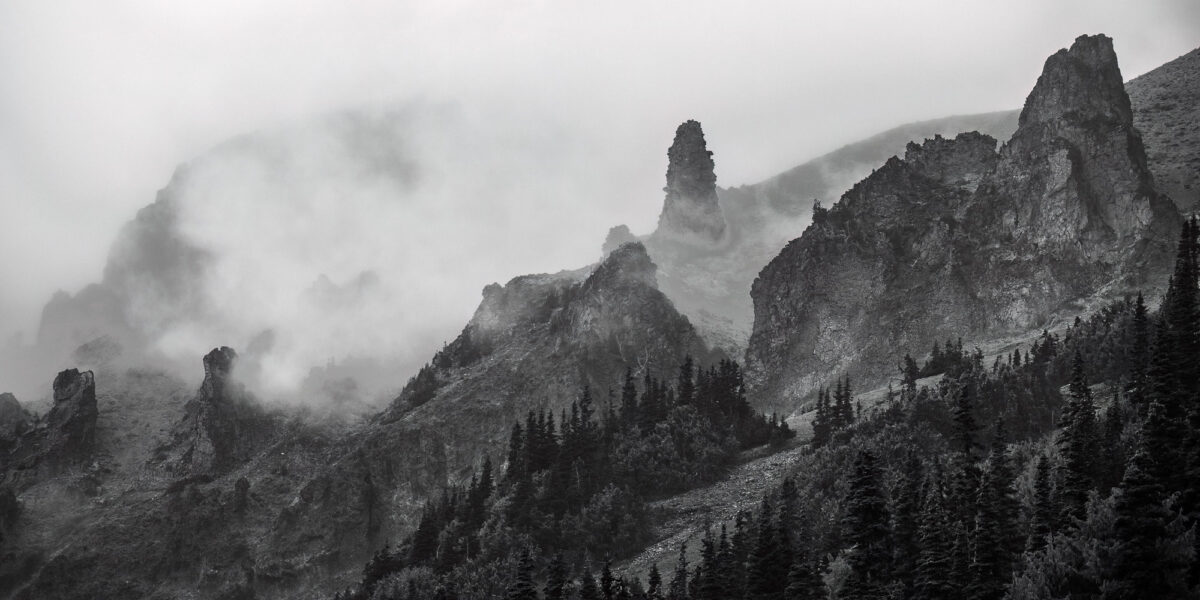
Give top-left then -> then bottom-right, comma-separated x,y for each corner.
1,1 -> 1197,388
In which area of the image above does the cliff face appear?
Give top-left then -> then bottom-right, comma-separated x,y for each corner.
382,242 -> 714,475
266,241 -> 715,587
746,35 -> 1181,414
153,347 -> 279,476
1,369 -> 98,484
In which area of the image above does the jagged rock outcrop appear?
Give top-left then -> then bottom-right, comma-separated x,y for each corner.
655,120 -> 727,243
1,369 -> 99,482
746,35 -> 1181,414
382,241 -> 714,474
602,224 -> 638,256
268,242 -> 714,579
154,347 -> 278,476
0,393 -> 31,447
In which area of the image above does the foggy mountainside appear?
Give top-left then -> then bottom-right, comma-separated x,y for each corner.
3,9 -> 1200,600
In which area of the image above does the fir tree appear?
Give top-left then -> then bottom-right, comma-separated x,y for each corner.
1108,440 -> 1191,599
902,354 -> 920,393
811,388 -> 832,448
842,451 -> 892,600
1126,292 -> 1150,409
1099,394 -> 1126,493
581,565 -> 602,600
545,553 -> 568,600
601,560 -> 616,600
506,422 -> 525,480
678,357 -> 696,406
914,474 -> 955,600
1026,454 -> 1056,552
1058,350 -> 1097,526
506,549 -> 538,600
968,422 -> 1019,600
746,497 -> 786,600
784,557 -> 823,600
890,452 -> 923,596
950,385 -> 981,525
668,544 -> 689,600
648,564 -> 664,600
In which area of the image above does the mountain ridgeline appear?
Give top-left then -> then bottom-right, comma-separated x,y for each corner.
0,32 -> 1199,600
745,35 -> 1182,415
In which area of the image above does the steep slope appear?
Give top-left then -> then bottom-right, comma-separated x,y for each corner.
0,242 -> 717,599
234,241 -> 718,596
746,35 -> 1181,415
635,113 -> 1021,356
1126,46 -> 1200,214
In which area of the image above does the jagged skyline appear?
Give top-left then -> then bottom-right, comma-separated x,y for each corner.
2,0 -> 1198,346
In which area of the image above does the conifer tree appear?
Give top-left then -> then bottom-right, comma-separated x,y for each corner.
746,497 -> 785,600
506,423 -> 525,481
1058,350 -> 1097,526
581,565 -> 602,600
545,553 -> 568,600
695,529 -> 721,600
811,388 -> 832,448
668,544 -> 689,600
1027,454 -> 1056,552
902,354 -> 920,393
506,549 -> 539,600
601,560 -> 616,600
842,450 -> 891,600
784,557 -> 824,600
890,453 -> 923,595
1126,292 -> 1150,409
678,357 -> 696,406
1099,395 -> 1126,493
950,386 -> 981,524
914,474 -> 955,600
647,564 -> 664,600
1108,431 -> 1192,600
969,422 -> 1019,600
729,510 -> 752,596
621,368 -> 639,425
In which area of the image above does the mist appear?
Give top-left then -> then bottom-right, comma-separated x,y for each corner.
2,0 -> 1197,405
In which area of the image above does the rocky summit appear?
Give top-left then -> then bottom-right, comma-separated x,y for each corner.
746,34 -> 1181,414
654,120 -> 727,243
153,347 -> 279,476
1,369 -> 98,484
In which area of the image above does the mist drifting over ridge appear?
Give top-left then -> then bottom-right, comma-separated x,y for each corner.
3,101 -> 665,405
3,0 -> 1198,409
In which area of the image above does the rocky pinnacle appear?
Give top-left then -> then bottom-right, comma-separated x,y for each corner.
656,120 -> 726,243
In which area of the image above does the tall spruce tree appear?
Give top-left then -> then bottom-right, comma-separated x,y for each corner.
914,473 -> 955,600
545,553 -> 568,600
506,549 -> 538,600
1108,428 -> 1192,600
1058,350 -> 1097,526
784,557 -> 824,600
1027,454 -> 1057,552
812,388 -> 832,448
968,422 -> 1019,600
581,565 -> 601,600
950,385 -> 981,526
890,452 -> 923,597
746,496 -> 786,600
1126,292 -> 1151,409
842,451 -> 892,600
648,564 -> 664,600
668,544 -> 689,600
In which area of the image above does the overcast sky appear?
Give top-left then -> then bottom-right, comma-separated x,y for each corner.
1,0 -> 1197,372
